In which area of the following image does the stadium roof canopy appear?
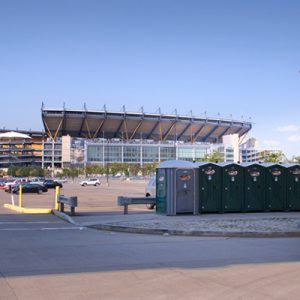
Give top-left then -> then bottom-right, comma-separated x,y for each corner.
41,107 -> 252,143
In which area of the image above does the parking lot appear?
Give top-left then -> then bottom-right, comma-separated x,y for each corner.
0,177 -> 148,213
1,178 -> 300,299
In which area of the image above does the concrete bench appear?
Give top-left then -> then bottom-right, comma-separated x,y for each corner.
58,195 -> 78,216
117,196 -> 156,214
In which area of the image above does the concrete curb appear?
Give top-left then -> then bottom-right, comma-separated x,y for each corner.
88,223 -> 300,238
52,210 -> 78,225
51,210 -> 300,238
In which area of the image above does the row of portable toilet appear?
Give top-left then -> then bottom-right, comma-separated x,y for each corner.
155,160 -> 300,215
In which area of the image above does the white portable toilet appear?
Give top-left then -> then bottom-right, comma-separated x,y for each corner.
156,160 -> 199,216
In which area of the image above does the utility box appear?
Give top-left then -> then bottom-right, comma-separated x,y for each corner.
285,164 -> 300,211
197,162 -> 222,213
263,163 -> 286,211
219,162 -> 244,212
156,160 -> 199,216
242,163 -> 265,212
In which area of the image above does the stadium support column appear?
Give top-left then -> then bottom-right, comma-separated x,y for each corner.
51,139 -> 54,178
42,139 -> 44,169
121,139 -> 124,164
193,144 -> 195,162
140,133 -> 143,167
158,142 -> 161,162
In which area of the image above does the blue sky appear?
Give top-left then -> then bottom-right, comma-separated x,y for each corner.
0,0 -> 300,157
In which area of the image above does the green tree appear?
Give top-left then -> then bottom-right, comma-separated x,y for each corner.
110,163 -> 124,176
29,168 -> 38,177
122,163 -> 130,176
29,167 -> 45,177
85,164 -> 104,176
202,150 -> 224,163
70,167 -> 79,181
16,166 -> 30,177
7,165 -> 18,177
128,164 -> 141,176
264,151 -> 284,163
292,156 -> 300,163
143,162 -> 158,175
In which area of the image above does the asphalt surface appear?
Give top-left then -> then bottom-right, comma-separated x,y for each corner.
1,209 -> 300,299
1,180 -> 300,299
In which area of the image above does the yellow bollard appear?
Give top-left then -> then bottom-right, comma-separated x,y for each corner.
19,184 -> 22,208
55,186 -> 60,210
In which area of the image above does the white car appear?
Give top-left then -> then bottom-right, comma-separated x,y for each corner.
80,178 -> 101,186
145,176 -> 156,209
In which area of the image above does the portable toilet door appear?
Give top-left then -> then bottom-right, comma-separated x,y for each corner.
175,168 -> 197,214
156,168 -> 167,214
220,163 -> 244,212
285,164 -> 300,211
197,162 -> 222,213
263,163 -> 286,211
243,163 -> 265,212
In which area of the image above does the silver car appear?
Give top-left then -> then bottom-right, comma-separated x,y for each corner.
80,178 -> 101,186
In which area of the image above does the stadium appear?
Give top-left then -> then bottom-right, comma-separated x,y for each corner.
0,105 -> 253,169
41,105 -> 252,167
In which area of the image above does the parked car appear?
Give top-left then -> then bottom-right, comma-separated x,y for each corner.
43,179 -> 63,189
0,179 -> 10,189
145,176 -> 156,209
54,178 -> 68,184
30,177 -> 45,185
80,178 -> 101,186
5,180 -> 28,192
12,183 -> 48,194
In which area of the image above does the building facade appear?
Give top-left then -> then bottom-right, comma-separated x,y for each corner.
85,139 -> 210,166
0,130 -> 44,169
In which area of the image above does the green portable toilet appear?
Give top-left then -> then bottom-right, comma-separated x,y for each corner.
197,162 -> 222,213
156,160 -> 199,216
285,164 -> 300,211
219,162 -> 244,212
262,163 -> 286,211
242,163 -> 265,212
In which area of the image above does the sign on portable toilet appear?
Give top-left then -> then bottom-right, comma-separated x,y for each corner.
242,163 -> 265,212
262,163 -> 286,211
284,164 -> 300,211
219,162 -> 244,212
197,162 -> 222,213
156,160 -> 199,216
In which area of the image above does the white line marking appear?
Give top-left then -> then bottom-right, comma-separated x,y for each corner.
42,227 -> 85,231
0,221 -> 63,225
0,227 -> 85,231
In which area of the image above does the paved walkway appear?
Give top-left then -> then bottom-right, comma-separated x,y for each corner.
54,210 -> 300,237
